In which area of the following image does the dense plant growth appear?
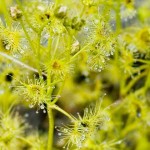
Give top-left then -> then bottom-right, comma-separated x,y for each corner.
0,0 -> 150,150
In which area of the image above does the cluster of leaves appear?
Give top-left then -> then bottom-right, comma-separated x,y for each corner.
0,92 -> 47,150
0,0 -> 150,150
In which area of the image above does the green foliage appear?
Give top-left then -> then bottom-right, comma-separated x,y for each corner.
0,0 -> 150,150
57,98 -> 112,149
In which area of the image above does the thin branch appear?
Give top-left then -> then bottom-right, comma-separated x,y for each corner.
0,52 -> 46,76
70,43 -> 90,62
49,104 -> 75,122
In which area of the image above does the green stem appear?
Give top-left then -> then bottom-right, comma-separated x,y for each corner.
48,37 -> 52,55
134,59 -> 150,65
36,34 -> 42,76
80,5 -> 86,18
17,137 -> 34,147
51,75 -> 67,104
115,1 -> 121,32
16,0 -> 37,32
50,104 -> 75,121
70,43 -> 90,62
144,67 -> 150,92
120,65 -> 148,96
52,35 -> 60,59
47,106 -> 54,150
114,1 -> 121,64
1,0 -> 11,27
55,0 -> 59,8
134,87 -> 145,97
121,71 -> 147,96
123,65 -> 148,84
20,19 -> 34,50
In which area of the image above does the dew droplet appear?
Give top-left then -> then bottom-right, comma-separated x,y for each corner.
102,60 -> 105,63
58,133 -> 62,136
81,134 -> 85,141
40,104 -> 45,109
111,51 -> 114,55
0,90 -> 4,94
98,69 -> 101,72
24,113 -> 29,118
105,116 -> 110,121
29,104 -> 34,108
116,140 -> 122,144
5,44 -> 11,50
63,129 -> 68,133
84,27 -> 89,32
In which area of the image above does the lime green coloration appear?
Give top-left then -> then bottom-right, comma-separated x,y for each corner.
0,0 -> 150,150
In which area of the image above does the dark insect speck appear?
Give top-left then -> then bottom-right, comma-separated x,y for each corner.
5,72 -> 13,82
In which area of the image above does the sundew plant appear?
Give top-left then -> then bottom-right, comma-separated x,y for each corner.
0,0 -> 150,150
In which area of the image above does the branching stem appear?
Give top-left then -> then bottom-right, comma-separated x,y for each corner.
49,104 -> 75,122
